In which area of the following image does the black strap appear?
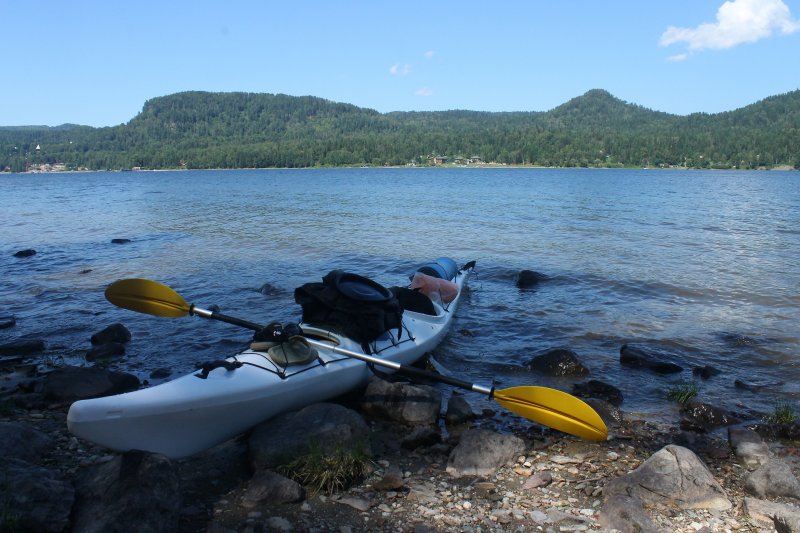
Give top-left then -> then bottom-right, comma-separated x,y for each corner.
195,360 -> 243,379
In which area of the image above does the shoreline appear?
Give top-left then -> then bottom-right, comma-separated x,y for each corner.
3,363 -> 800,532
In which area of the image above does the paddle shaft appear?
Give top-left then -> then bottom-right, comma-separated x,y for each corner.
189,304 -> 493,396
303,338 -> 494,397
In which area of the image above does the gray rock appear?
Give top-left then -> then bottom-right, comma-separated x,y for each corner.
372,465 -> 405,491
0,421 -> 52,464
729,427 -> 771,470
249,402 -> 370,470
444,392 -> 476,426
745,458 -> 800,499
744,497 -> 800,531
360,377 -> 441,426
240,470 -> 304,507
41,365 -> 140,401
603,444 -> 731,510
400,425 -> 441,450
3,458 -> 75,533
445,428 -> 525,477
599,494 -> 664,533
72,451 -> 181,533
528,348 -> 589,377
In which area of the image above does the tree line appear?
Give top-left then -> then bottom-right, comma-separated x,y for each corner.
1,89 -> 798,172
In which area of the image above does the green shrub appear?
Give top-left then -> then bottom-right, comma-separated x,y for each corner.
277,441 -> 373,495
764,402 -> 798,424
666,381 -> 698,406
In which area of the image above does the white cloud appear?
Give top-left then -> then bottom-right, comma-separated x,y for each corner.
389,64 -> 411,76
415,87 -> 433,97
667,53 -> 690,62
660,0 -> 800,53
424,50 -> 435,58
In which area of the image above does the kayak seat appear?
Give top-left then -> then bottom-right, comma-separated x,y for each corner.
267,336 -> 318,366
391,287 -> 436,316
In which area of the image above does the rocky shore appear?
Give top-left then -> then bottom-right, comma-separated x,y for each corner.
3,321 -> 800,532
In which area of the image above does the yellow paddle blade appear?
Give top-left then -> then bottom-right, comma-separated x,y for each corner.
105,278 -> 191,318
493,386 -> 608,441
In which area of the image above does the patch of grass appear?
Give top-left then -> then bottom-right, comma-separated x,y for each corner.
277,440 -> 373,495
666,381 -> 699,406
764,402 -> 798,424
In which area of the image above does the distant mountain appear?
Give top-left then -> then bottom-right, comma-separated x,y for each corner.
2,89 -> 798,171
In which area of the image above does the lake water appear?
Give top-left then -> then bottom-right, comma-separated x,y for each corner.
2,168 -> 798,423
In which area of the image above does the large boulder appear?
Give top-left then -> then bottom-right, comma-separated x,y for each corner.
446,428 -> 525,477
745,458 -> 800,500
249,402 -> 370,471
41,366 -> 140,401
603,445 -> 731,510
360,377 -> 441,426
3,458 -> 74,533
72,451 -> 181,533
0,421 -> 52,463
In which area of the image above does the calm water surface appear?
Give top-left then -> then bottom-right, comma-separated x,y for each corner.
1,168 -> 798,423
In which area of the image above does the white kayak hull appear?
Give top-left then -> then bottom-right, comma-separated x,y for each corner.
68,266 -> 471,458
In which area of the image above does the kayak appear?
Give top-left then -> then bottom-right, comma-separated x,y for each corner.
67,260 -> 473,458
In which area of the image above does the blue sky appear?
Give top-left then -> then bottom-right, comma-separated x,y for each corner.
4,0 -> 799,127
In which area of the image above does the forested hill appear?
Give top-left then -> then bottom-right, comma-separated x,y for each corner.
2,89 -> 799,172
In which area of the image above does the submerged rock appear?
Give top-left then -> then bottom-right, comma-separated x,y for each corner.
573,379 -> 623,406
0,339 -> 46,356
516,269 -> 547,288
13,248 -> 37,258
619,344 -> 683,374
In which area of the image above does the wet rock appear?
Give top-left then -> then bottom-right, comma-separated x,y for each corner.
400,426 -> 441,450
693,365 -> 721,379
360,377 -> 441,426
0,421 -> 52,464
240,470 -> 304,507
734,378 -> 783,392
149,368 -> 171,379
584,397 -> 624,428
573,379 -> 623,406
110,238 -> 131,244
86,341 -> 126,361
680,400 -> 740,432
745,458 -> 800,500
4,458 -> 75,533
249,402 -> 370,471
603,444 -> 731,510
0,339 -> 46,356
41,365 -> 140,401
445,428 -> 525,477
619,344 -> 683,374
91,322 -> 132,345
516,269 -> 547,288
0,315 -> 16,330
728,427 -> 771,470
744,497 -> 800,531
528,348 -> 589,377
753,421 -> 800,441
444,392 -> 476,426
13,248 -> 36,257
72,451 -> 181,533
